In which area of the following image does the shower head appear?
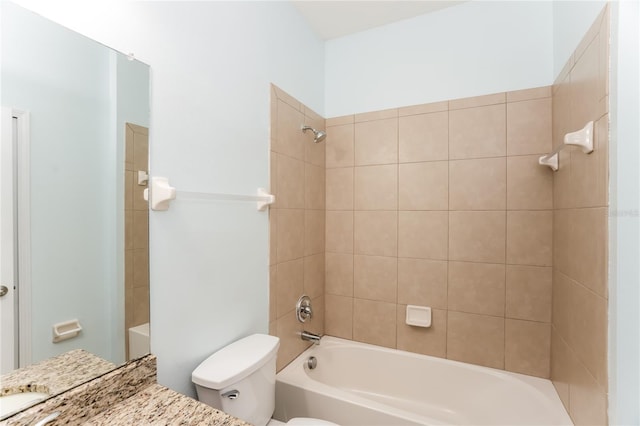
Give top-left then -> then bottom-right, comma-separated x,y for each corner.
302,125 -> 327,143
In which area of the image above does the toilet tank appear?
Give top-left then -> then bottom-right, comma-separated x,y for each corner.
192,334 -> 280,426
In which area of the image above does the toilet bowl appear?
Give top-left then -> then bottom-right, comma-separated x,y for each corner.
192,334 -> 338,426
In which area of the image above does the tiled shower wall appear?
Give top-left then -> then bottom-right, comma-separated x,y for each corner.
124,123 -> 150,360
269,85 -> 326,371
550,5 -> 609,425
324,88 -> 554,378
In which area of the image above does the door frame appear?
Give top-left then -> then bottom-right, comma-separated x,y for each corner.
1,106 -> 32,371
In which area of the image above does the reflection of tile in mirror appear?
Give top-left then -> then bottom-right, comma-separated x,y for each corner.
125,171 -> 134,210
132,124 -> 149,171
125,125 -> 134,171
132,211 -> 149,250
133,286 -> 150,325
132,248 -> 149,289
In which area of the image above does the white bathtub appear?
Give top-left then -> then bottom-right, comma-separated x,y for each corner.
274,337 -> 572,426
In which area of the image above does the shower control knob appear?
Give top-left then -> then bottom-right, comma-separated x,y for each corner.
296,295 -> 313,323
0,285 -> 8,297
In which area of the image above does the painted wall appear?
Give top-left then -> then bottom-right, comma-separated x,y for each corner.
1,2 -> 116,363
9,0 -> 325,396
608,1 -> 640,424
325,1 -> 553,117
552,0 -> 608,78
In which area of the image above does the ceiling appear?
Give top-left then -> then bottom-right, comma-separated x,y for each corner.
291,1 -> 468,40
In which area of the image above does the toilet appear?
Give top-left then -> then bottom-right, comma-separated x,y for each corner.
192,334 -> 338,426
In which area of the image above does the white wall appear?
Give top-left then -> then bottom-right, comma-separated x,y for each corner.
552,0 -> 607,78
9,0 -> 325,396
325,1 -> 553,117
1,2 -> 115,363
608,1 -> 640,423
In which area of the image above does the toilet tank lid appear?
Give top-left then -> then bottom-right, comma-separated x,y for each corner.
192,334 -> 280,389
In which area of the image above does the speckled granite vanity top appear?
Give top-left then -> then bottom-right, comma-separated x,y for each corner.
1,353 -> 248,426
83,384 -> 250,425
1,350 -> 115,398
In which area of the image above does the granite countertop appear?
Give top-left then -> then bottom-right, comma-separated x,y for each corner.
82,384 -> 250,426
0,350 -> 116,398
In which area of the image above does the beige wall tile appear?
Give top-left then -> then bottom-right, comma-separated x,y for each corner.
398,112 -> 448,163
276,99 -> 305,160
327,115 -> 354,127
326,167 -> 354,210
269,209 -> 277,266
449,92 -> 505,109
326,124 -> 354,168
132,210 -> 148,250
276,310 -> 308,372
570,36 -> 601,132
506,265 -> 552,322
273,85 -> 303,112
507,155 -> 553,210
397,258 -> 448,309
270,152 -> 278,203
354,255 -> 397,303
304,253 -> 325,299
552,271 -> 573,341
553,209 -> 571,275
276,258 -> 304,318
326,211 -> 353,253
355,118 -> 398,165
277,209 -> 304,262
449,211 -> 506,263
449,158 -> 506,210
551,327 -> 572,411
399,161 -> 448,210
506,86 -> 552,102
132,129 -> 149,172
505,319 -> 551,378
571,121 -> 607,209
568,280 -> 608,387
398,211 -> 448,260
125,171 -> 133,211
125,210 -> 132,250
132,248 -> 149,289
305,163 -> 325,210
448,261 -> 505,317
125,125 -> 134,170
132,286 -> 150,326
354,165 -> 398,210
355,108 -> 398,122
447,311 -> 505,369
397,307 -> 447,357
449,104 -> 506,159
506,211 -> 553,266
124,249 -> 133,291
325,294 -> 353,339
568,208 -> 608,297
353,299 -> 397,348
305,210 -> 325,256
269,266 -> 277,322
133,178 -> 148,212
354,211 -> 398,257
398,101 -> 448,117
569,360 -> 608,426
325,252 -> 353,297
506,98 -> 552,156
277,154 -> 305,209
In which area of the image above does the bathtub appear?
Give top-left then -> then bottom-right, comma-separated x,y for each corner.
274,337 -> 572,426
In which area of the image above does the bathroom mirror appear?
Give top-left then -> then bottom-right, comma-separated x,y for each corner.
0,1 -> 150,411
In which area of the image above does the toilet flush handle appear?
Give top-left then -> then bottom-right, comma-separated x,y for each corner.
222,389 -> 240,400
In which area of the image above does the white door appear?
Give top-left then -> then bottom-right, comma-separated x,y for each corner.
1,107 -> 18,373
0,107 -> 30,374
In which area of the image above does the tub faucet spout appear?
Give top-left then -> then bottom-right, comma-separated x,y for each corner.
301,330 -> 322,345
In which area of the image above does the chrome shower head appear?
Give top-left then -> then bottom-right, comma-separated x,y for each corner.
302,125 -> 327,143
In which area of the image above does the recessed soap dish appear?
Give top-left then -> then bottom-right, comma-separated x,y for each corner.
405,305 -> 432,328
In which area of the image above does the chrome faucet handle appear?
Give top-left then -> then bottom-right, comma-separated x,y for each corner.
296,295 -> 313,323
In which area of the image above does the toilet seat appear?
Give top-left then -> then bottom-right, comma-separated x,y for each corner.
287,418 -> 339,426
267,418 -> 339,426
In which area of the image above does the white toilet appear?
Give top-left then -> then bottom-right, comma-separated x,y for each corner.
192,334 -> 338,426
